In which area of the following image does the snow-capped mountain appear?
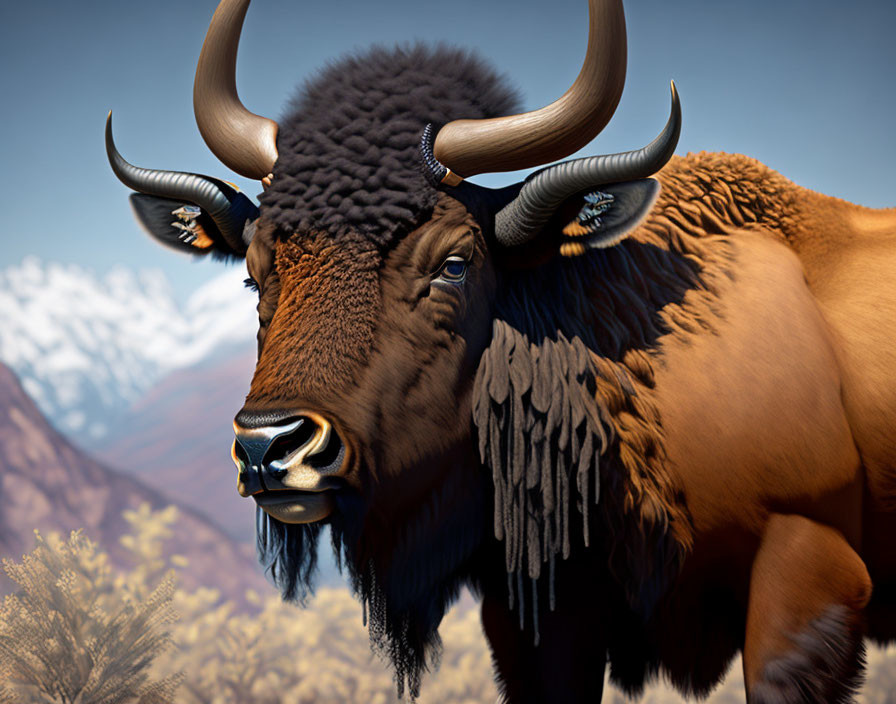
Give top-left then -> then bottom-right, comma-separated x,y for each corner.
0,257 -> 257,440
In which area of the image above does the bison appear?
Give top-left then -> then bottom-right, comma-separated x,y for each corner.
106,0 -> 896,701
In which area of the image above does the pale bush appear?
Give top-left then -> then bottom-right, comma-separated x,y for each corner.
0,529 -> 181,704
3,507 -> 896,703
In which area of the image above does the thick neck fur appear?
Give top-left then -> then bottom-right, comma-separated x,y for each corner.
471,152 -> 853,617
474,154 -> 772,618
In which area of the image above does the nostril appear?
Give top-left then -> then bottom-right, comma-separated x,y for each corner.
306,428 -> 344,472
265,419 -> 315,466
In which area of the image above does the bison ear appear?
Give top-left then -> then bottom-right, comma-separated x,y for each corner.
106,113 -> 257,259
557,179 -> 660,257
129,193 -> 254,259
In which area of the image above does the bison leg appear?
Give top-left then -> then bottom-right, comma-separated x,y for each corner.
481,577 -> 608,704
743,514 -> 872,704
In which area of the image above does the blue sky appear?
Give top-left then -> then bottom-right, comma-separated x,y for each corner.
2,0 -> 894,298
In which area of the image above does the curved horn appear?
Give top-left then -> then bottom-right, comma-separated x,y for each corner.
432,0 -> 627,182
495,82 -> 681,247
105,112 -> 257,252
194,0 -> 279,180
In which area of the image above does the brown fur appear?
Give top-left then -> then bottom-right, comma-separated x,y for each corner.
609,152 -> 894,699
248,230 -> 380,404
233,151 -> 896,701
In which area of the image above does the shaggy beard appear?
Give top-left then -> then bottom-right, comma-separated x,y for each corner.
255,506 -> 323,605
255,478 -> 484,700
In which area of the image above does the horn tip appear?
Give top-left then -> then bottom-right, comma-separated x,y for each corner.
668,81 -> 681,119
105,111 -> 115,145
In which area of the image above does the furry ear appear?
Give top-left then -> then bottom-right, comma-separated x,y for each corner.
558,179 -> 660,257
129,194 -> 253,259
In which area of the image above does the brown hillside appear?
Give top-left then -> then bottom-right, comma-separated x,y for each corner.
0,361 -> 269,603
93,347 -> 257,541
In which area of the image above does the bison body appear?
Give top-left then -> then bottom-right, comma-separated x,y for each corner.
106,0 -> 896,700
476,151 -> 896,701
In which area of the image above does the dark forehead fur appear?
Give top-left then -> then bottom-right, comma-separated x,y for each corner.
259,44 -> 520,246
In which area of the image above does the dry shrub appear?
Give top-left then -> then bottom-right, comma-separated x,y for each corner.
0,528 -> 181,704
160,584 -> 895,704
2,506 -> 896,703
156,586 -> 497,704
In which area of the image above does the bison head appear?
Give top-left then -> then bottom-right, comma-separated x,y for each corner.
107,0 -> 680,695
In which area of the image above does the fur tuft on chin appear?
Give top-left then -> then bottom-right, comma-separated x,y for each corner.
255,507 -> 323,604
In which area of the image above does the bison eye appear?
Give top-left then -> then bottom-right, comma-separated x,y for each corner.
435,256 -> 467,284
243,276 -> 260,293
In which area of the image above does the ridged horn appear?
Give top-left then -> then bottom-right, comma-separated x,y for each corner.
494,81 -> 681,247
105,112 -> 257,252
194,0 -> 279,180
431,0 -> 627,182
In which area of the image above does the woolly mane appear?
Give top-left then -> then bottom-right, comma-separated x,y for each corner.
259,44 -> 520,248
472,153 -> 763,626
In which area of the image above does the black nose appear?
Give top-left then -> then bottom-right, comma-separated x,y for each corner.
232,411 -> 345,496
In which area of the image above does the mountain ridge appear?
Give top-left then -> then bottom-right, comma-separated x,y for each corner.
0,360 -> 269,603
94,347 -> 258,540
